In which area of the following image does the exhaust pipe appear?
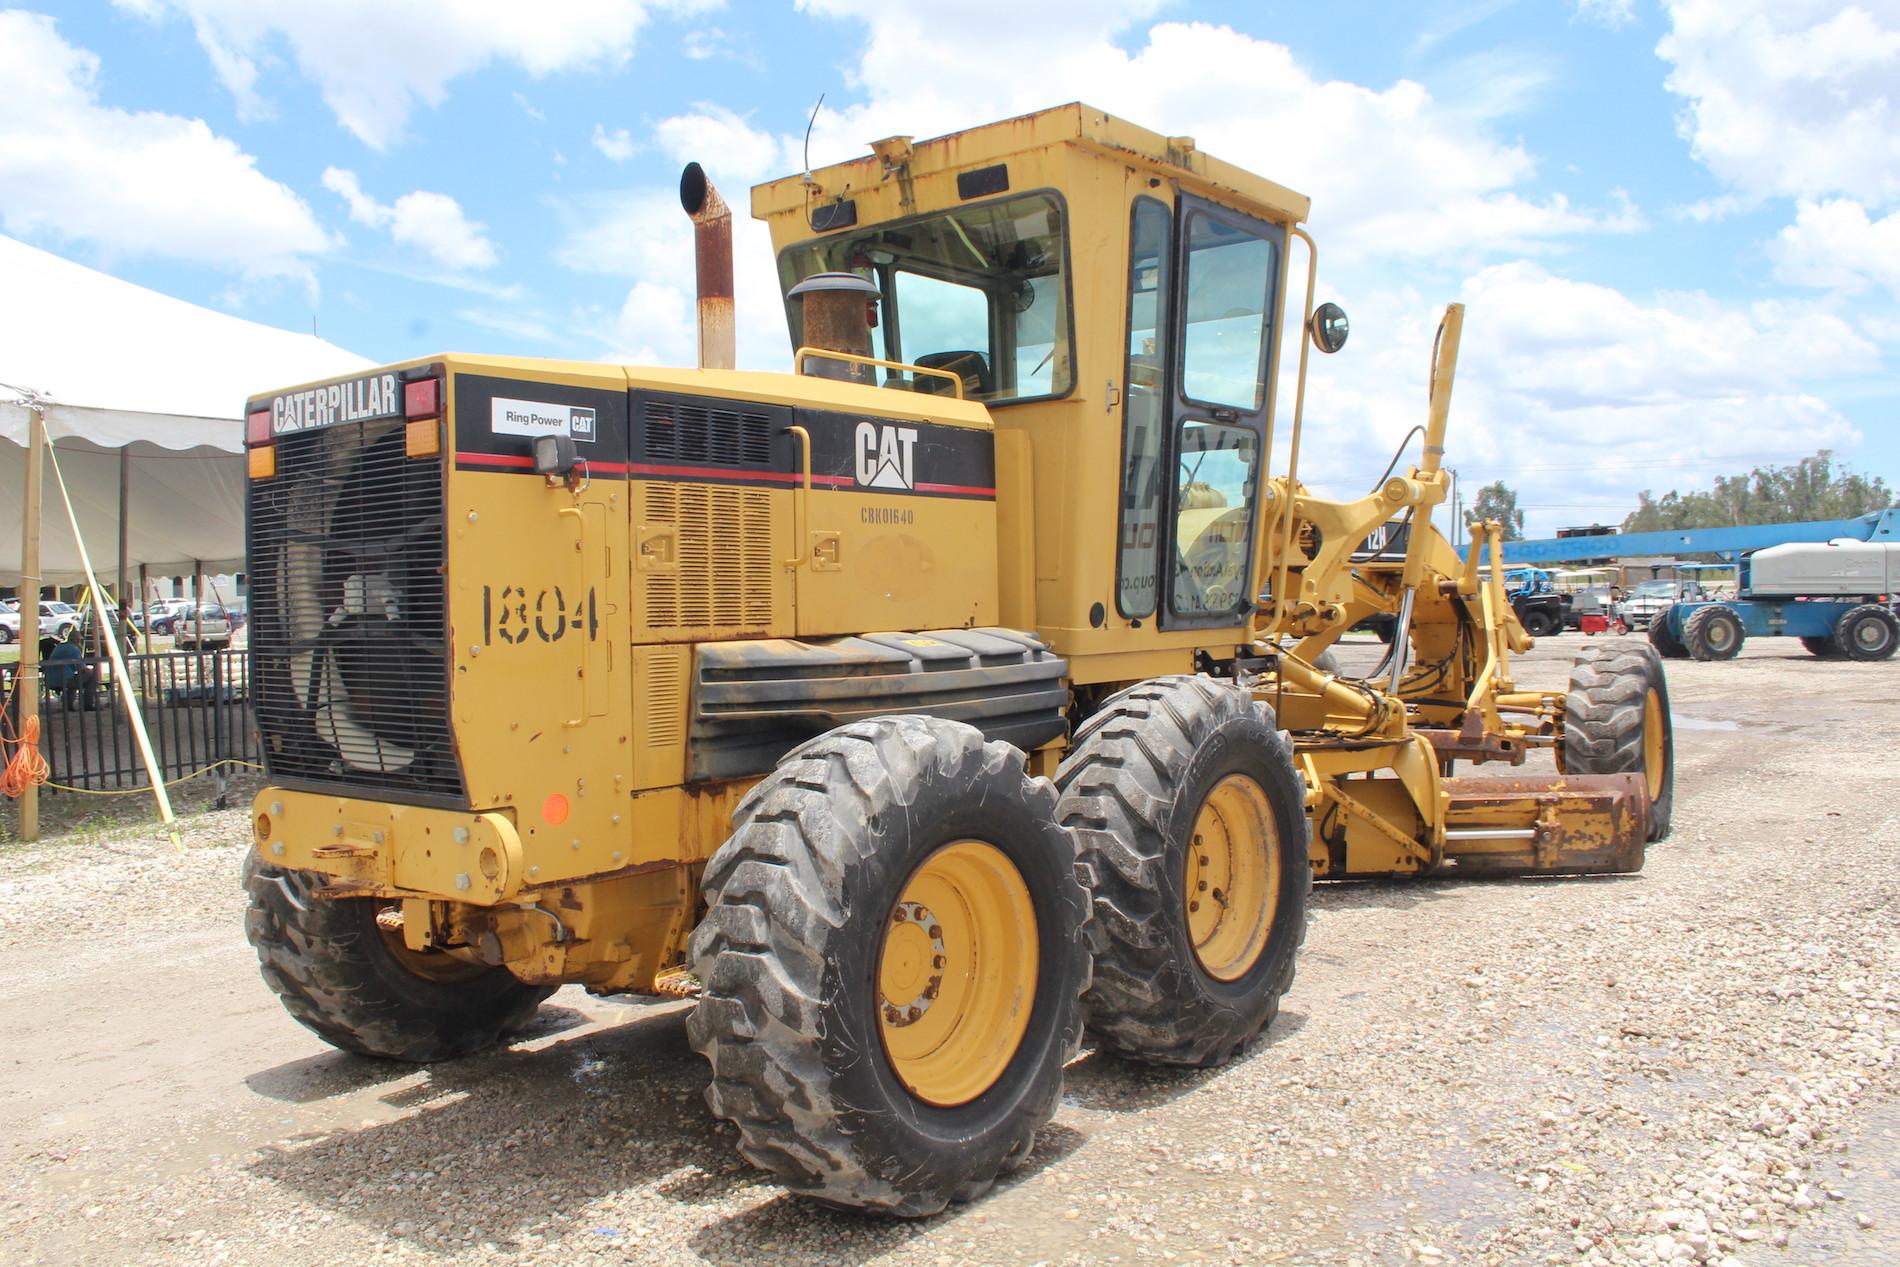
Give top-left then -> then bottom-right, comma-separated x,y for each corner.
679,162 -> 735,371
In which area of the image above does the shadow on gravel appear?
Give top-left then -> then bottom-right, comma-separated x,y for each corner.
686,1122 -> 1088,1266
1058,1010 -> 1310,1114
242,1005 -> 595,1105
247,1004 -> 743,1253
1312,871 -> 1642,915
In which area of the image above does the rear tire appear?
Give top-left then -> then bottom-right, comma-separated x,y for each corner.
688,716 -> 1090,1218
1054,676 -> 1309,1068
243,854 -> 553,1061
1833,604 -> 1899,661
1561,645 -> 1675,842
1682,605 -> 1744,661
1648,614 -> 1687,659
0,625 -> 12,645
1520,607 -> 1557,638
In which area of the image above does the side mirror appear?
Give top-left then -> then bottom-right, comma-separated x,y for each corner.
1310,302 -> 1350,354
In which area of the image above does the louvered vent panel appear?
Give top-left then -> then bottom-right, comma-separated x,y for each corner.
644,484 -> 773,632
642,396 -> 774,467
644,647 -> 685,748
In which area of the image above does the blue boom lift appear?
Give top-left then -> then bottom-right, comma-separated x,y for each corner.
1503,509 -> 1900,662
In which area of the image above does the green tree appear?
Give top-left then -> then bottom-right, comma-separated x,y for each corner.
1471,480 -> 1525,541
1623,450 -> 1896,532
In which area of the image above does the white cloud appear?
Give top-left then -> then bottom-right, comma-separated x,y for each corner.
1658,0 -> 1900,210
780,11 -> 1641,265
556,187 -> 787,367
114,0 -> 683,150
1574,0 -> 1635,29
1771,199 -> 1900,298
653,105 -> 784,182
1278,264 -> 1879,532
320,168 -> 381,226
592,124 -> 636,162
0,11 -> 328,278
321,168 -> 498,271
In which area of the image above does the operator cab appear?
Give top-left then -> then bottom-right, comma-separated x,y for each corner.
754,105 -> 1348,664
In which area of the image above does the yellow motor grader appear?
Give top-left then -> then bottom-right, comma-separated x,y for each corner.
238,104 -> 1673,1216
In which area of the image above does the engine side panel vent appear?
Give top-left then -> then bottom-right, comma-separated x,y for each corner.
642,483 -> 775,634
247,418 -> 465,804
638,392 -> 786,469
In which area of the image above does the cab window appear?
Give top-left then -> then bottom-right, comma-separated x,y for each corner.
1116,198 -> 1171,618
1171,421 -> 1260,617
1177,213 -> 1277,411
779,192 -> 1073,403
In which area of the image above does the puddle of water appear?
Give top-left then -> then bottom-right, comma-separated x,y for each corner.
1672,713 -> 1739,732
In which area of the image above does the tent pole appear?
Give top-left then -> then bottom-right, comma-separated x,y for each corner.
117,445 -> 130,610
45,445 -> 180,850
193,560 -> 204,647
17,408 -> 45,842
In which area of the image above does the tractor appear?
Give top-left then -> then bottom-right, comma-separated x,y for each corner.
238,104 -> 1674,1217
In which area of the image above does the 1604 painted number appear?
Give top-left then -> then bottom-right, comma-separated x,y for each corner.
481,585 -> 599,645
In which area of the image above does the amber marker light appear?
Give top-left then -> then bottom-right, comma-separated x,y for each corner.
247,445 -> 277,479
405,419 -> 441,458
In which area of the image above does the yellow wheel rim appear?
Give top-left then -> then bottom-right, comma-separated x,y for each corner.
1642,688 -> 1665,803
1184,774 -> 1279,981
877,840 -> 1038,1108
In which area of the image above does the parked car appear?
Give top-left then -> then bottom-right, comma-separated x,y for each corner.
171,604 -> 235,649
1,600 -> 84,645
141,599 -> 193,635
1617,578 -> 1709,630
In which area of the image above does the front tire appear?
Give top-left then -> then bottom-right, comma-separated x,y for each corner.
1799,635 -> 1840,658
243,854 -> 553,1060
1054,676 -> 1309,1068
1520,607 -> 1557,638
1833,604 -> 1899,661
1648,613 -> 1687,659
1682,605 -> 1744,661
688,716 -> 1089,1218
1561,645 -> 1675,841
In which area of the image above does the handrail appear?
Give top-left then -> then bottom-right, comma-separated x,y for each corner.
784,425 -> 813,568
793,346 -> 967,399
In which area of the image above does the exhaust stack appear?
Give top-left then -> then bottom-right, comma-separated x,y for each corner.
679,162 -> 735,371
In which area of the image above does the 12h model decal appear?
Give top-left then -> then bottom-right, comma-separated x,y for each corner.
854,421 -> 918,490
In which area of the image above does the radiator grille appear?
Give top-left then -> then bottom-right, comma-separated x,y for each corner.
644,484 -> 773,631
641,395 -> 774,467
247,418 -> 463,801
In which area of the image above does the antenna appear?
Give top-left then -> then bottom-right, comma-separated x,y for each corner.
802,92 -> 825,232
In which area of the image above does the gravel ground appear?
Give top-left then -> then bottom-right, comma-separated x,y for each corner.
0,633 -> 1894,1266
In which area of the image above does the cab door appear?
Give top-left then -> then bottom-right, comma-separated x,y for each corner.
1158,195 -> 1285,630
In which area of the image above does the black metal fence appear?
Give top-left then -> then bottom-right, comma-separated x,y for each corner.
1,648 -> 258,797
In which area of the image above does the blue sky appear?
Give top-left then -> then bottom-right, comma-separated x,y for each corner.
3,0 -> 1896,533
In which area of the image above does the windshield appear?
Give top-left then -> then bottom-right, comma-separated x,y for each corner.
778,192 -> 1072,404
1631,581 -> 1676,597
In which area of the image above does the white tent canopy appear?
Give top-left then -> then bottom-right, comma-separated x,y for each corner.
1,234 -> 372,587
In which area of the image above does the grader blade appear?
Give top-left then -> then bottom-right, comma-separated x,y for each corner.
1440,774 -> 1648,877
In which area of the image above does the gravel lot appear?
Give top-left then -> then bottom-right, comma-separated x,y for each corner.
1,634 -> 1894,1266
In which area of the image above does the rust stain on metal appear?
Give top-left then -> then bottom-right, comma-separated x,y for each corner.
680,162 -> 736,371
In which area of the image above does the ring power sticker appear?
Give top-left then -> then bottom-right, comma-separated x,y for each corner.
491,397 -> 597,442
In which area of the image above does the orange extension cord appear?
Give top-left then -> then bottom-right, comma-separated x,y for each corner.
2,712 -> 50,799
